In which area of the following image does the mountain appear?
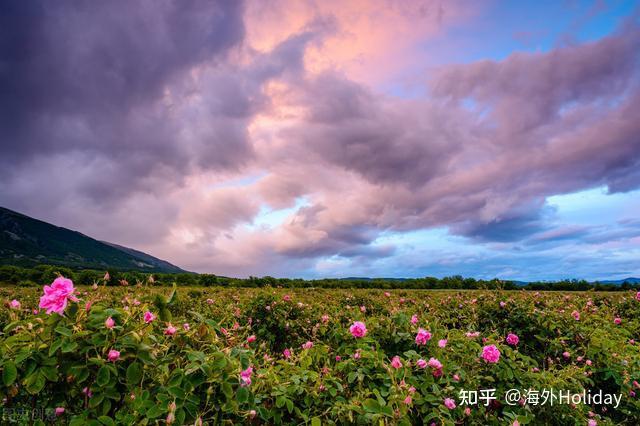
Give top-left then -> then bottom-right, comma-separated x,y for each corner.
598,277 -> 640,285
0,206 -> 185,272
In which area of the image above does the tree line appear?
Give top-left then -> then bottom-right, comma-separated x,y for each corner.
0,264 -> 637,291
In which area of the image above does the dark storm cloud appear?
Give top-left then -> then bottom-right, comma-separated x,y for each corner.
0,0 -> 247,200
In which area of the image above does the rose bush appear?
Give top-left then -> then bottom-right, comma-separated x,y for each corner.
0,279 -> 639,424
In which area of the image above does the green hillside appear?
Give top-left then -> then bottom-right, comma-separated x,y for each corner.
0,206 -> 184,272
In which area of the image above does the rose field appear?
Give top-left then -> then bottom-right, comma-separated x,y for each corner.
1,279 -> 640,425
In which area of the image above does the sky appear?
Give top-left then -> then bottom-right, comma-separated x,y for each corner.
1,0 -> 639,281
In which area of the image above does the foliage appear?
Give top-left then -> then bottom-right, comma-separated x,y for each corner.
0,285 -> 639,424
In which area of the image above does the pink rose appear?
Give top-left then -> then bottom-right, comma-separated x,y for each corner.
283,294 -> 291,302
39,277 -> 78,315
438,339 -> 447,348
563,351 -> 571,359
636,291 -> 640,301
499,301 -> 506,308
143,311 -> 156,323
107,349 -> 120,362
416,359 -> 427,369
571,310 -> 580,321
55,407 -> 65,416
302,341 -> 313,350
614,317 -> 622,325
183,323 -> 190,331
349,321 -> 367,338
482,345 -> 500,363
403,395 -> 412,405
444,398 -> 456,409
283,349 -> 292,359
105,317 -> 115,329
427,357 -> 442,369
506,333 -> 519,346
353,350 -> 361,360
384,292 -> 391,297
9,299 -> 20,309
240,366 -> 253,386
415,328 -> 432,345
247,335 -> 256,343
411,314 -> 418,325
164,324 -> 177,335
390,356 -> 403,369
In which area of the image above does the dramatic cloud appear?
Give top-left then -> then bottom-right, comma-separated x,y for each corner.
1,0 -> 639,279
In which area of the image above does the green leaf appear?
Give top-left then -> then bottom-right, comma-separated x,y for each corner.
311,417 -> 322,426
25,371 -> 45,394
96,366 -> 110,387
98,416 -> 116,426
62,340 -> 78,353
146,405 -> 164,418
54,326 -> 73,337
126,362 -> 143,385
237,386 -> 249,404
3,361 -> 17,386
49,339 -> 64,356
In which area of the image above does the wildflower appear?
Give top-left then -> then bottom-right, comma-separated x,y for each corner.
464,407 -> 471,416
416,359 -> 427,369
105,317 -> 115,329
283,294 -> 291,302
384,292 -> 391,297
143,311 -> 155,323
571,310 -> 580,321
249,410 -> 257,419
349,321 -> 367,338
321,314 -> 330,323
39,277 -> 78,315
586,359 -> 592,366
302,341 -> 313,350
183,323 -> 190,331
104,272 -> 110,281
55,407 -> 65,416
403,395 -> 412,405
85,301 -> 92,312
636,291 -> 640,301
283,349 -> 292,359
562,351 -> 571,359
164,324 -> 177,335
107,349 -> 120,362
415,328 -> 432,345
588,420 -> 597,426
82,387 -> 92,398
240,367 -> 253,386
506,333 -> 519,346
390,356 -> 403,369
411,314 -> 418,324
482,345 -> 501,363
335,356 -> 341,361
438,339 -> 447,348
353,350 -> 361,360
614,317 -> 622,325
453,374 -> 460,381
206,298 -> 214,304
9,299 -> 20,309
500,301 -> 506,308
444,398 -> 456,409
466,331 -> 480,338
247,335 -> 256,343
